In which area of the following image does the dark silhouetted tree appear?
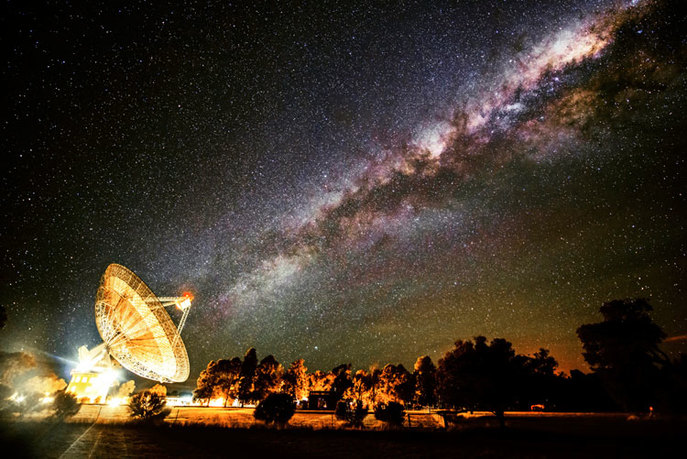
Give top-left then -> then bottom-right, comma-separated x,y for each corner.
395,365 -> 415,406
527,348 -> 558,377
336,399 -> 368,428
253,355 -> 283,401
308,370 -> 335,392
437,336 -> 519,427
52,390 -> 80,419
223,357 -> 243,404
128,390 -> 169,421
193,365 -> 215,406
349,400 -> 368,428
335,400 -> 348,419
211,358 -> 242,406
0,305 -> 6,330
282,359 -> 308,400
330,364 -> 353,403
374,401 -> 405,427
193,358 -> 241,406
254,393 -> 295,427
368,367 -> 381,406
377,364 -> 414,406
414,356 -> 437,408
513,348 -> 560,410
193,360 -> 218,405
577,298 -> 667,412
345,369 -> 372,407
557,369 -> 616,412
148,383 -> 167,397
238,348 -> 258,405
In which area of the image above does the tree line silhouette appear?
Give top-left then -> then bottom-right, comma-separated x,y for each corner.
193,299 -> 686,420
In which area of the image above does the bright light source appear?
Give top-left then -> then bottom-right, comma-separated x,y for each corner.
208,398 -> 225,407
177,299 -> 191,310
177,293 -> 193,310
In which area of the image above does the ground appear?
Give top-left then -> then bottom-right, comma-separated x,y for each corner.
1,410 -> 683,458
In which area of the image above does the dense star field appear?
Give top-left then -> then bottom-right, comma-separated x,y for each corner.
2,0 -> 686,383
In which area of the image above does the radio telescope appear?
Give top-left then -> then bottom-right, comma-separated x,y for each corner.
74,263 -> 194,386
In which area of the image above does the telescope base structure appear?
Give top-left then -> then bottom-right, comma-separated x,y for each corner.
65,369 -> 117,404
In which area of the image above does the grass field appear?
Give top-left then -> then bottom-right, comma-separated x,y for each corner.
1,412 -> 683,458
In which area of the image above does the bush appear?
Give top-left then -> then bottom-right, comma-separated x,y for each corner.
128,391 -> 170,421
52,390 -> 81,419
335,401 -> 348,421
350,401 -> 369,427
335,400 -> 368,428
254,393 -> 295,427
374,402 -> 405,427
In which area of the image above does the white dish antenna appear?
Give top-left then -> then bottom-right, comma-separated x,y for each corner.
88,263 -> 193,382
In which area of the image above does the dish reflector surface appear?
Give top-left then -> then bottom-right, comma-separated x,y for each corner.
94,264 -> 189,382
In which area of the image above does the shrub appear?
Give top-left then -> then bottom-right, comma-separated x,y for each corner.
128,391 -> 170,421
335,400 -> 368,428
374,402 -> 405,427
350,401 -> 369,427
335,401 -> 348,421
254,393 -> 295,427
52,390 -> 81,419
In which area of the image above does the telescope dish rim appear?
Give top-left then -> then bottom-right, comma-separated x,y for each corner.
94,263 -> 190,382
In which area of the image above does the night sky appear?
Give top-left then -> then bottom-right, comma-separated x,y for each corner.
2,0 -> 686,385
